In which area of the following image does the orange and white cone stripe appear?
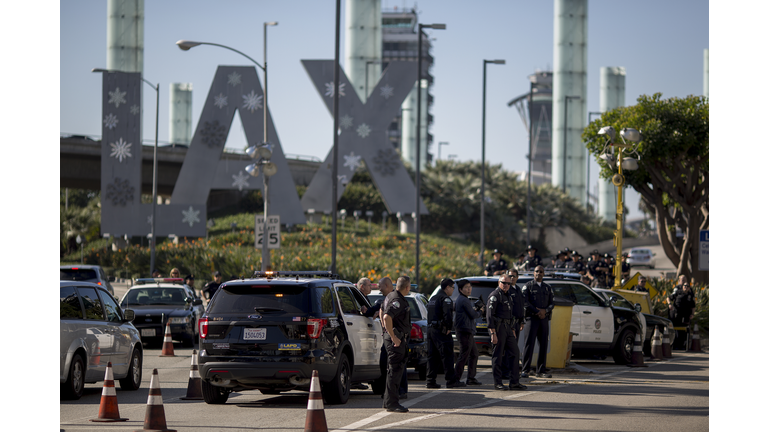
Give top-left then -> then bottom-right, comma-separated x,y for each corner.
628,333 -> 647,367
304,370 -> 328,432
662,326 -> 673,358
137,369 -> 176,432
650,326 -> 663,361
180,349 -> 203,400
159,322 -> 175,357
90,362 -> 128,422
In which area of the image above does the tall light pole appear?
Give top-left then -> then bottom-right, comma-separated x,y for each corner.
587,111 -> 602,213
91,68 -> 159,274
526,80 -> 534,245
438,141 -> 449,160
480,59 -> 505,269
331,0 -> 342,275
177,22 -> 278,271
416,22 -> 446,287
562,95 -> 581,194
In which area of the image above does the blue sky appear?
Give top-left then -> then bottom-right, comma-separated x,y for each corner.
59,0 -> 709,217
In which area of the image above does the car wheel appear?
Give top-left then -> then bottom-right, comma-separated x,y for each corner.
201,379 -> 229,404
322,353 -> 351,405
119,348 -> 143,390
417,363 -> 427,380
612,329 -> 636,365
62,353 -> 85,400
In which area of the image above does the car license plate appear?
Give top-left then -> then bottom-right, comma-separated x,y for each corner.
244,328 -> 267,340
141,328 -> 156,337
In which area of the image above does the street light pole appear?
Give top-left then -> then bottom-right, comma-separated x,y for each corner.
480,59 -> 505,269
562,95 -> 581,194
331,0 -> 341,275
416,22 -> 446,287
91,68 -> 159,275
526,80 -> 534,245
438,141 -> 449,160
587,111 -> 602,213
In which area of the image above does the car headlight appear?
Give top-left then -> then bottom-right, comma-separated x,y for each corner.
170,317 -> 190,324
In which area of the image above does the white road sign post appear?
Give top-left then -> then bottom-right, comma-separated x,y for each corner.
256,215 -> 281,249
699,230 -> 709,271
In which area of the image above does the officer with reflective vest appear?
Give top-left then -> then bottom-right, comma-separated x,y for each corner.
426,278 -> 463,388
521,266 -> 555,378
487,273 -> 527,391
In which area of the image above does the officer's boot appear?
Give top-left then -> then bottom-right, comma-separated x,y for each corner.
425,380 -> 441,389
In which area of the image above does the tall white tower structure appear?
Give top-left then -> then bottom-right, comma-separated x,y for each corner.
169,83 -> 193,145
345,0 -> 382,102
598,67 -> 626,222
107,0 -> 144,73
703,49 -> 709,98
552,0 -> 588,205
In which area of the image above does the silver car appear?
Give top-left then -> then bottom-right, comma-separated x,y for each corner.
60,264 -> 116,296
60,281 -> 143,400
626,247 -> 656,269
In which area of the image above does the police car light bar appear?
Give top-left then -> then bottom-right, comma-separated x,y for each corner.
251,271 -> 338,279
135,278 -> 185,285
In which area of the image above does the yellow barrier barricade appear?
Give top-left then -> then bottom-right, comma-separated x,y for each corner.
546,298 -> 575,368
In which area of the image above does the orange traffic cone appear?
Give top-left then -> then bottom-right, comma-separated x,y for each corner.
90,345 -> 102,366
90,362 -> 128,422
690,324 -> 702,352
135,369 -> 176,432
650,326 -> 663,361
304,370 -> 328,432
180,349 -> 203,400
662,326 -> 673,358
159,322 -> 175,357
628,333 -> 647,367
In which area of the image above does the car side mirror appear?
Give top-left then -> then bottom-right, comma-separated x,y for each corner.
634,303 -> 642,313
608,296 -> 618,306
193,299 -> 203,306
123,308 -> 135,322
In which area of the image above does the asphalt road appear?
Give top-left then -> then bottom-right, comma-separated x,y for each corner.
60,344 -> 709,432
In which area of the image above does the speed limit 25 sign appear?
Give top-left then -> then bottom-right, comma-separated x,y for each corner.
256,215 -> 281,249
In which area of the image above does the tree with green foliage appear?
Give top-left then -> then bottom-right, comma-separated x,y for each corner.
582,94 -> 708,283
60,189 -> 101,256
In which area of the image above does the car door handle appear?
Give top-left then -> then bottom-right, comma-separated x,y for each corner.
583,311 -> 592,314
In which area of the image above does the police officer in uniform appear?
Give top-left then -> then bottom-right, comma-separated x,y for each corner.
620,253 -> 631,282
554,251 -> 568,269
485,249 -> 509,276
567,253 -> 586,274
524,245 -> 542,271
203,271 -> 223,302
382,276 -> 412,413
501,269 -> 526,383
668,275 -> 696,326
426,278 -> 463,388
521,266 -> 555,378
487,274 -> 528,391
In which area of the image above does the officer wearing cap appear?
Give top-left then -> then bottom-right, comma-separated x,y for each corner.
603,253 -> 615,285
203,271 -> 223,301
524,245 -> 542,271
382,276 -> 412,413
521,265 -> 554,378
485,250 -> 509,276
487,273 -> 527,390
563,247 -> 573,264
620,253 -> 631,282
426,278 -> 463,388
554,251 -> 568,269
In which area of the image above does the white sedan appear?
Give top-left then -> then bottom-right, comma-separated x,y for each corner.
626,247 -> 656,268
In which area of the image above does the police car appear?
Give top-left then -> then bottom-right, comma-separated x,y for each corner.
430,272 -> 644,365
196,271 -> 380,405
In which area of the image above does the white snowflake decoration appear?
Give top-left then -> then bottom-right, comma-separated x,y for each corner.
242,90 -> 263,113
108,87 -> 127,108
340,115 -> 354,130
356,123 -> 371,138
147,215 -> 153,225
343,152 -> 362,171
103,113 -> 118,130
130,104 -> 140,115
182,206 -> 201,227
228,71 -> 242,86
231,171 -> 250,191
380,84 -> 395,99
109,138 -> 133,162
214,93 -> 228,109
324,82 -> 346,98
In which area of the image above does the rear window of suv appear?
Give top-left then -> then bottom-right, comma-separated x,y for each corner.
61,268 -> 99,282
208,284 -> 333,315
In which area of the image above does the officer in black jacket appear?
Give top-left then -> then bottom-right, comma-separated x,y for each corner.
521,266 -> 555,378
426,278 -> 463,388
524,245 -> 542,270
554,251 -> 568,268
487,273 -> 528,391
501,269 -> 527,383
381,276 -> 413,413
485,249 -> 509,276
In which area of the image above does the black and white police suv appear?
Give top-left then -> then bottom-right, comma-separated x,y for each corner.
197,271 -> 381,405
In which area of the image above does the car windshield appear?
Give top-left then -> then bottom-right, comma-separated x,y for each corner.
61,268 -> 99,282
368,295 -> 422,321
122,287 -> 189,306
601,292 -> 635,310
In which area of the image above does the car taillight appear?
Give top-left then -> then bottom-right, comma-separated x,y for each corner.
307,318 -> 327,339
200,317 -> 208,339
410,323 -> 423,340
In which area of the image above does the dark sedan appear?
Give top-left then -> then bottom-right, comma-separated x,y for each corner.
120,279 -> 204,347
